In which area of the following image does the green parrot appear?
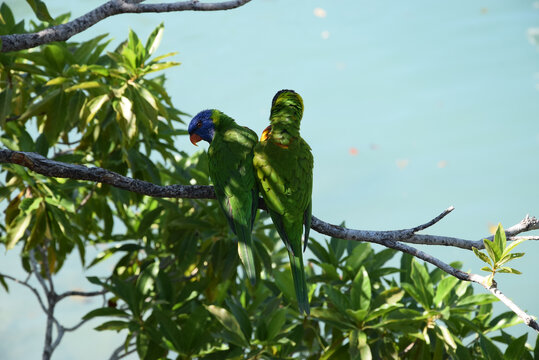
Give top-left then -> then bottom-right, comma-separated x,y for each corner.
253,90 -> 313,315
188,109 -> 259,284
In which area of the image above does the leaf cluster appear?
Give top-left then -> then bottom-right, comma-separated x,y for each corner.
472,224 -> 527,287
0,3 -> 183,269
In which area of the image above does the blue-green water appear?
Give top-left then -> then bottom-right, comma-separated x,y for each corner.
1,1 -> 538,358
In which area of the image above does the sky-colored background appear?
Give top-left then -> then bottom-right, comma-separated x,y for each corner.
1,0 -> 539,358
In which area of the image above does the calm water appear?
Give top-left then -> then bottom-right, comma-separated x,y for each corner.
1,1 -> 538,358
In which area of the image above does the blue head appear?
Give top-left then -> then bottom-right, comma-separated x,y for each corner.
188,109 -> 216,145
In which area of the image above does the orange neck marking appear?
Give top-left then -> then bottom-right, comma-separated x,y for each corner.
260,125 -> 290,149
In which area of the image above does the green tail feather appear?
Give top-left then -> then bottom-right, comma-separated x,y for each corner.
236,223 -> 257,285
289,252 -> 310,315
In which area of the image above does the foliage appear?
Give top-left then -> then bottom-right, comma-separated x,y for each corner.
0,3 -> 536,359
472,224 -> 527,287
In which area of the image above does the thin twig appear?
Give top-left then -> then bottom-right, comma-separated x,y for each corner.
109,339 -> 137,360
0,0 -> 253,52
56,289 -> 108,302
0,272 -> 48,313
409,206 -> 455,233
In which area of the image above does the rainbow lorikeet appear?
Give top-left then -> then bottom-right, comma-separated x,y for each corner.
188,109 -> 259,284
253,90 -> 313,315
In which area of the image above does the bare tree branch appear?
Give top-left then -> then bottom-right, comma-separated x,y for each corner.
484,282 -> 539,332
1,148 -> 538,332
56,289 -> 108,302
28,249 -> 56,360
0,149 -> 214,199
109,339 -> 137,360
312,217 -> 539,332
0,0 -> 252,52
19,247 -> 111,359
1,149 -> 536,249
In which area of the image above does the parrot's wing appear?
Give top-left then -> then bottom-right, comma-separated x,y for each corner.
303,201 -> 312,252
209,126 -> 258,284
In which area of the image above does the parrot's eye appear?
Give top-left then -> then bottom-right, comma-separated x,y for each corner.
196,121 -> 202,128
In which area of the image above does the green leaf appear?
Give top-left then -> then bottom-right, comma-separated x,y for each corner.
86,94 -> 109,122
351,266 -> 371,311
0,87 -> 13,126
319,262 -> 340,281
410,260 -> 433,308
372,287 -> 404,308
45,76 -> 69,86
0,3 -> 15,27
25,203 -> 46,250
472,247 -> 492,266
205,305 -> 249,347
493,224 -> 506,258
496,267 -> 522,275
94,320 -> 130,332
43,44 -> 67,72
225,298 -> 251,341
0,275 -> 8,291
136,260 -> 159,296
364,304 -> 402,322
497,252 -> 524,267
19,198 -> 41,213
6,212 -> 32,250
479,334 -> 503,360
145,23 -> 164,56
480,266 -> 493,272
19,88 -> 61,121
137,206 -> 163,236
324,285 -> 350,315
118,96 -> 137,139
346,308 -> 369,323
400,253 -> 413,284
483,239 -> 498,263
504,333 -> 527,360
401,282 -> 423,306
65,81 -> 102,92
35,133 -> 49,156
308,238 -> 331,264
152,307 -> 184,352
266,307 -> 286,341
273,269 -> 297,306
501,238 -> 528,258
349,330 -> 371,360
86,276 -> 106,287
83,307 -> 130,320
437,324 -> 457,350
489,311 -> 521,332
25,0 -> 54,23
457,294 -> 497,306
310,308 -> 354,330
433,276 -> 459,307
345,243 -> 371,273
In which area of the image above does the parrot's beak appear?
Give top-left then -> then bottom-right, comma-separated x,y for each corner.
190,133 -> 203,146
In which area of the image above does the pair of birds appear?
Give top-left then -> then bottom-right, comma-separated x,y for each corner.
187,90 -> 313,315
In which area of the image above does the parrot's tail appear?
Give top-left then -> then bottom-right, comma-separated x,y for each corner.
237,223 -> 257,285
289,252 -> 310,315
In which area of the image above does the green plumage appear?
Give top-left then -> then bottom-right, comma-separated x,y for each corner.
253,90 -> 313,315
207,111 -> 259,284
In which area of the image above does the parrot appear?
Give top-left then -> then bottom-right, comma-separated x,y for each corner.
188,109 -> 259,284
253,89 -> 313,315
